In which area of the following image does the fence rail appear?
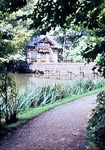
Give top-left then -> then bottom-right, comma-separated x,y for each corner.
33,70 -> 99,80
29,62 -> 99,80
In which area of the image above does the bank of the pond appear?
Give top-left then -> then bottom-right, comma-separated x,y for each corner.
1,86 -> 105,138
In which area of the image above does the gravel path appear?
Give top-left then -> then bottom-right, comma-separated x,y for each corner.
0,94 -> 97,150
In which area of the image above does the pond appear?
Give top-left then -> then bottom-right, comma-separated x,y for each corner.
13,62 -> 96,91
14,74 -> 70,91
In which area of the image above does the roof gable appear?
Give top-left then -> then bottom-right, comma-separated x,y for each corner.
32,35 -> 45,44
27,35 -> 62,49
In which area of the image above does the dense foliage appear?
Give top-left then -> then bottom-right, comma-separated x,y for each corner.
87,91 -> 105,150
33,0 -> 81,32
33,0 -> 105,33
0,0 -> 34,64
0,0 -> 27,12
0,73 -> 17,124
0,0 -> 34,125
51,28 -> 90,62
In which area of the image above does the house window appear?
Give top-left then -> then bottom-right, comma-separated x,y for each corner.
31,53 -> 36,59
41,54 -> 46,59
27,52 -> 31,58
44,43 -> 49,48
39,43 -> 44,46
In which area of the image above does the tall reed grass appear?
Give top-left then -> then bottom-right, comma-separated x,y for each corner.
1,77 -> 105,123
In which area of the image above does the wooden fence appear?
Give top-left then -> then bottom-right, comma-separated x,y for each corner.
33,69 -> 99,80
29,62 -> 99,80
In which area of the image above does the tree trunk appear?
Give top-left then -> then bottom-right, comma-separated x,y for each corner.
4,70 -> 9,123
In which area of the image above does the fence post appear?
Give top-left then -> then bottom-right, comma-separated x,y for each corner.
56,70 -> 60,79
80,72 -> 84,77
93,72 -> 98,78
68,71 -> 72,80
58,70 -> 60,79
47,70 -> 50,78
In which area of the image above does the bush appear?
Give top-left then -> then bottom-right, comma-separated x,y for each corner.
0,73 -> 17,124
87,91 -> 105,150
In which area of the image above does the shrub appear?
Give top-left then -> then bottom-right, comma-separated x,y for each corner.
87,91 -> 105,150
0,73 -> 17,124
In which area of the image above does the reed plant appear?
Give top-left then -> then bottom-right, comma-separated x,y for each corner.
1,77 -> 105,125
14,77 -> 105,109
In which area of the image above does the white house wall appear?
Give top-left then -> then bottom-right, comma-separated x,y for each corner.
27,50 -> 58,63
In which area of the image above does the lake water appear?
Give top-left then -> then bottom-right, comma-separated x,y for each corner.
14,74 -> 70,91
14,62 -> 96,91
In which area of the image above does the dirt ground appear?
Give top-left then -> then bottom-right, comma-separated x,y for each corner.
0,94 -> 97,150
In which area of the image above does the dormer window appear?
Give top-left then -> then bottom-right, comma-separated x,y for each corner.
45,43 -> 48,46
38,43 -> 43,46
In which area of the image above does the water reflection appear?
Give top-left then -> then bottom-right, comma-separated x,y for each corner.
14,74 -> 69,91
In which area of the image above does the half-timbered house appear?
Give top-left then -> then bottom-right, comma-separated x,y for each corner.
26,35 -> 62,63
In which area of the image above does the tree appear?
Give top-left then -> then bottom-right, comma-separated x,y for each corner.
32,0 -> 80,33
51,27 -> 90,62
32,0 -> 105,76
0,72 -> 17,124
32,0 -> 104,31
0,0 -> 27,12
0,0 -> 34,124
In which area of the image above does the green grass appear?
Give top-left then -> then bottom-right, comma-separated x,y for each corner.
6,86 -> 105,129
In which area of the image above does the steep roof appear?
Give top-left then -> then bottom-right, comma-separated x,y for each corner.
31,35 -> 45,44
26,35 -> 62,49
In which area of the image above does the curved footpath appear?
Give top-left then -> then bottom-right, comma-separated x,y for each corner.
0,94 -> 97,150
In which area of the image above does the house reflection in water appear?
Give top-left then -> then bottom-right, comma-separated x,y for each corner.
26,35 -> 62,63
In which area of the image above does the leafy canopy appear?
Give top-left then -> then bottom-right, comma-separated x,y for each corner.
32,0 -> 105,76
0,0 -> 27,12
1,0 -> 105,75
32,0 -> 104,31
0,0 -> 34,63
